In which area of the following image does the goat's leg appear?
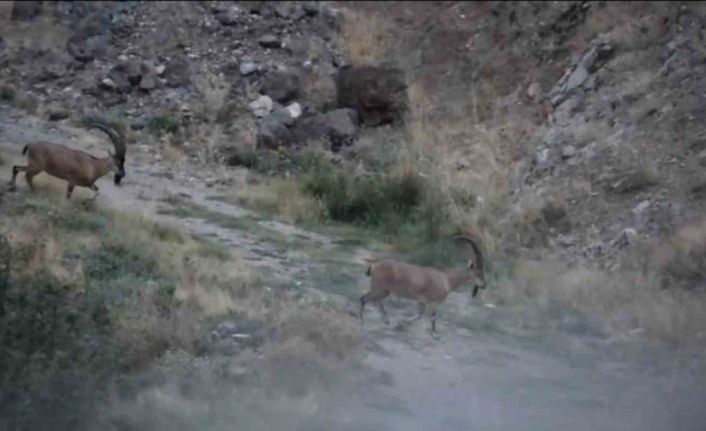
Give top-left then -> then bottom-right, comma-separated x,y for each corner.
376,301 -> 390,325
9,165 -> 27,190
426,303 -> 439,333
66,183 -> 75,199
25,170 -> 40,192
360,290 -> 390,324
395,302 -> 425,330
89,184 -> 100,200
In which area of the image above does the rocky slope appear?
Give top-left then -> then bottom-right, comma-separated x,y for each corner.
2,1 -> 706,290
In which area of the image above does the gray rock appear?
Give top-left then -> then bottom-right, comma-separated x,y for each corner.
526,82 -> 541,100
325,108 -> 359,151
239,62 -> 258,76
562,145 -> 576,158
99,78 -> 117,90
215,10 -> 238,26
260,69 -> 302,103
565,65 -> 589,92
257,114 -> 292,149
290,108 -> 359,151
613,228 -> 639,248
248,95 -> 273,118
258,34 -> 281,49
632,200 -> 651,215
139,72 -> 157,91
285,102 -> 302,119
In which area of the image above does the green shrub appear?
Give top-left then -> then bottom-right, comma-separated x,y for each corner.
147,115 -> 181,136
0,84 -> 15,102
300,159 -> 442,240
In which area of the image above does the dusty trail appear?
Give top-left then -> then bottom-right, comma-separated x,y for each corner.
2,111 -> 705,430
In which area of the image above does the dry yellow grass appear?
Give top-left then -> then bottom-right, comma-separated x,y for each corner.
226,176 -> 324,225
339,8 -> 396,65
485,227 -> 706,344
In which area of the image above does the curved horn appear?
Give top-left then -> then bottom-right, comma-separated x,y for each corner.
84,119 -> 127,162
455,235 -> 485,283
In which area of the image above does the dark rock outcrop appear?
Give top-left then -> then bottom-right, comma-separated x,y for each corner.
335,65 -> 407,127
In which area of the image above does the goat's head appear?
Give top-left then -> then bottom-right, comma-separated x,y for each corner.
108,152 -> 126,184
455,235 -> 486,297
84,118 -> 127,186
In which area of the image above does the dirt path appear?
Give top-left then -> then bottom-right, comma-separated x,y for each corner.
2,109 -> 705,430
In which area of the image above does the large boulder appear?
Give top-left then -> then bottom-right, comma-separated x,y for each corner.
290,108 -> 359,151
257,112 -> 293,149
260,69 -> 302,103
335,65 -> 407,127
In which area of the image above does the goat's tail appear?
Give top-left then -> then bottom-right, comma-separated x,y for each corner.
22,144 -> 28,155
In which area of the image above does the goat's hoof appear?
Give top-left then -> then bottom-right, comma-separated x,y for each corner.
7,185 -> 16,192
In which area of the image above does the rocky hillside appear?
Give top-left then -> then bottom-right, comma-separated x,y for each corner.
2,1 -> 706,291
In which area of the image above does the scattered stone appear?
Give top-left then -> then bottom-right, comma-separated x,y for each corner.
632,200 -> 650,215
613,228 -> 639,248
100,78 -> 117,90
526,82 -> 541,100
285,102 -> 302,119
258,34 -> 281,49
565,65 -> 589,92
214,10 -> 238,26
562,145 -> 576,158
239,62 -> 258,76
155,64 -> 166,75
248,95 -> 274,118
47,107 -> 70,122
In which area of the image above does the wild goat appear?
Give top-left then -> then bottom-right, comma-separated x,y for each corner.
360,236 -> 486,332
8,119 -> 127,199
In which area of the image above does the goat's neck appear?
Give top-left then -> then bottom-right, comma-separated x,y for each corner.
447,269 -> 475,291
93,157 -> 114,180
